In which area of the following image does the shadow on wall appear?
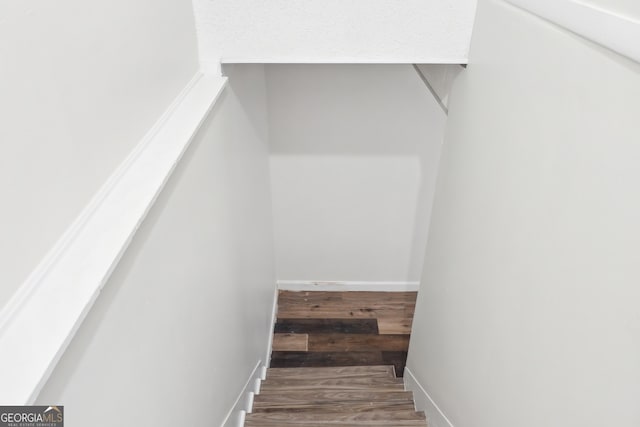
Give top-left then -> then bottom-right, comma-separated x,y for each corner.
36,64 -> 277,427
264,64 -> 448,284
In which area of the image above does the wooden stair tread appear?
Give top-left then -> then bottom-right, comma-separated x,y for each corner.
255,291 -> 421,427
260,377 -> 404,392
246,422 -> 427,427
266,365 -> 396,379
253,400 -> 416,413
254,390 -> 413,406
245,409 -> 426,423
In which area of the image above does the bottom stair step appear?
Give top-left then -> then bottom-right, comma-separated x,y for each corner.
248,363 -> 425,427
247,424 -> 426,427
245,410 -> 427,426
246,422 -> 427,427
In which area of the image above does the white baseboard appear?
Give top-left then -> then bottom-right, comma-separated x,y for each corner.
404,367 -> 455,427
277,280 -> 420,292
264,284 -> 279,368
221,360 -> 265,427
0,71 -> 228,405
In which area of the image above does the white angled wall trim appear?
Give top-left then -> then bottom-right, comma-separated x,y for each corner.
505,0 -> 640,63
404,367 -> 455,427
264,286 -> 279,368
221,360 -> 265,427
0,72 -> 227,405
277,281 -> 420,292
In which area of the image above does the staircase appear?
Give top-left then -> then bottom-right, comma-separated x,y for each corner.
245,365 -> 427,426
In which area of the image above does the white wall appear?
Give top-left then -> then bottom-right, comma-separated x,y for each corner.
407,1 -> 640,426
0,0 -> 199,311
192,0 -> 477,69
36,65 -> 277,427
578,0 -> 639,18
267,64 -> 446,284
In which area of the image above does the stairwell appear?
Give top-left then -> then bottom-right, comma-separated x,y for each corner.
246,365 -> 427,426
243,291 -> 424,426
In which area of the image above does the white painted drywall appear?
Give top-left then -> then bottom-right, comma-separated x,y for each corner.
192,0 -> 477,69
407,1 -> 640,426
266,64 -> 446,283
0,0 -> 199,311
36,65 -> 277,427
505,0 -> 640,64
571,0 -> 640,19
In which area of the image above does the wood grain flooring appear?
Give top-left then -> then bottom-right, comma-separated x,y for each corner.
266,365 -> 396,379
275,318 -> 379,334
377,317 -> 413,335
246,366 -> 427,426
270,291 -> 417,377
260,377 -> 405,392
272,333 -> 309,351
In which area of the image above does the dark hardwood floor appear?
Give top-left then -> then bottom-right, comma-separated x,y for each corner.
270,291 -> 417,377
